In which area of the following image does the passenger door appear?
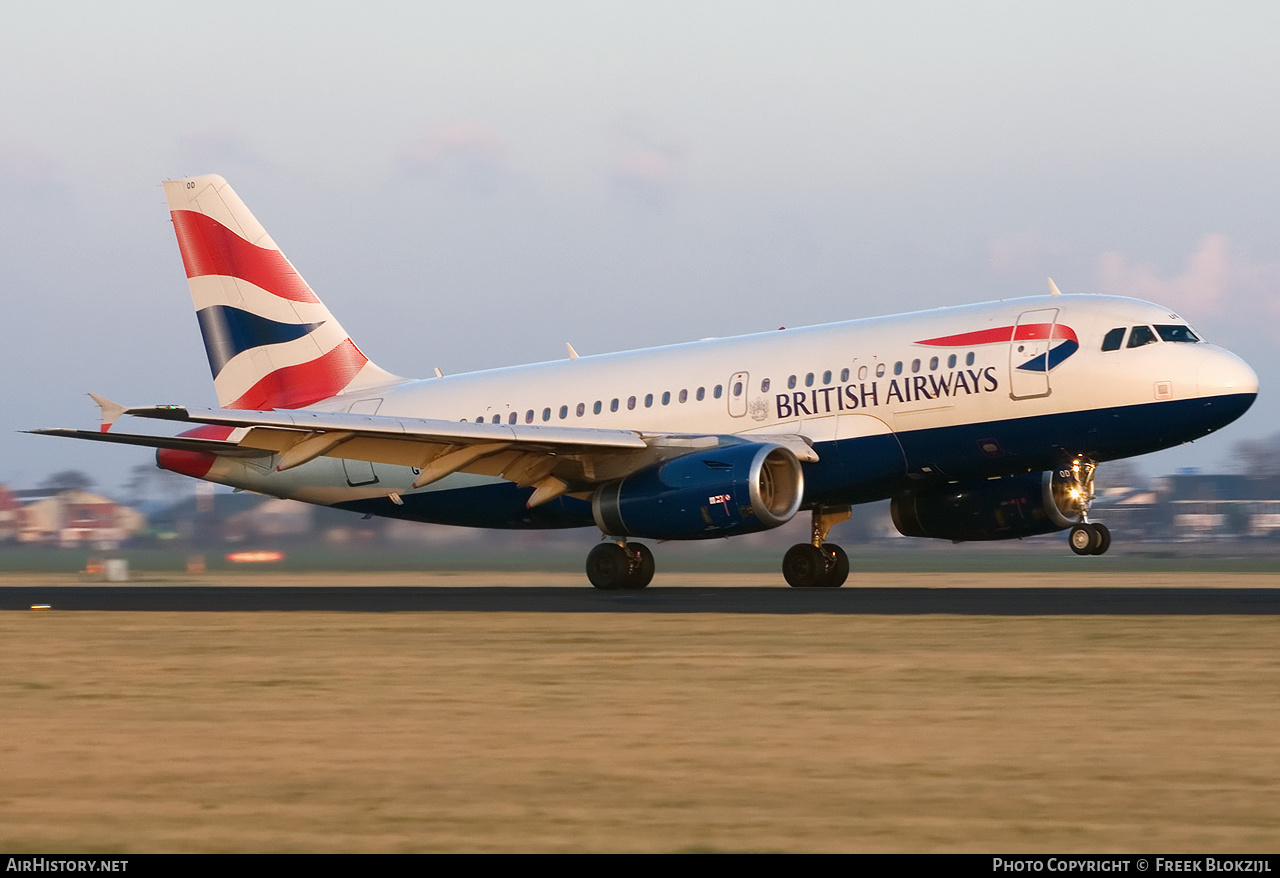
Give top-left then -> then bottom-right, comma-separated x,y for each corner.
1009,309 -> 1057,400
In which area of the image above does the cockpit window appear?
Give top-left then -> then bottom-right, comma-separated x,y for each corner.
1127,325 -> 1158,348
1101,327 -> 1126,352
1155,324 -> 1200,343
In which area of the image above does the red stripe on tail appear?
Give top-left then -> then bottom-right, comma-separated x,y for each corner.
228,338 -> 369,410
171,210 -> 321,304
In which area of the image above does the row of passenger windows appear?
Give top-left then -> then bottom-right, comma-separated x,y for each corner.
473,385 -> 727,424
1100,324 -> 1201,352
465,351 -> 982,424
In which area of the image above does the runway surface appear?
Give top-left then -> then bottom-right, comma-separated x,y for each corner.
3,585 -> 1279,613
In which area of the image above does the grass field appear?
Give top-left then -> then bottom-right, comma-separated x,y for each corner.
2,572 -> 1279,852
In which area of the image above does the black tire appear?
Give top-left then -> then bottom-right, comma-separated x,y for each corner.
783,543 -> 828,588
1068,524 -> 1097,556
821,544 -> 849,588
586,543 -> 631,590
1091,523 -> 1111,556
624,542 -> 655,589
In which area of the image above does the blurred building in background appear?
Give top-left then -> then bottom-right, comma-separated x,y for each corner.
15,490 -> 146,549
4,469 -> 1280,554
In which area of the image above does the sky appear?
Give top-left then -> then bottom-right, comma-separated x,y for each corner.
3,1 -> 1279,494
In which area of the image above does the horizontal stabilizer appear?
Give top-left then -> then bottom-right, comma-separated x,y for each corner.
27,428 -> 269,458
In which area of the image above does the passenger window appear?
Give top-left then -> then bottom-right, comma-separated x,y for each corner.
875,363 -> 885,378
929,357 -> 938,371
627,396 -> 636,410
947,354 -> 957,368
893,361 -> 903,375
733,381 -> 743,397
492,415 -> 501,424
965,352 -> 975,366
610,398 -> 619,412
679,389 -> 688,403
911,359 -> 921,373
645,393 -> 654,408
1128,325 -> 1158,348
576,403 -> 585,417
593,401 -> 602,414
1101,327 -> 1126,351
714,385 -> 723,398
508,412 -> 517,425
787,375 -> 797,389
760,379 -> 770,393
542,408 -> 551,422
858,365 -> 868,380
525,410 -> 534,424
696,387 -> 705,401
805,373 -> 814,387
559,405 -> 568,419
661,391 -> 670,405
840,368 -> 849,382
822,370 -> 832,384
1155,324 -> 1201,343
475,416 -> 484,423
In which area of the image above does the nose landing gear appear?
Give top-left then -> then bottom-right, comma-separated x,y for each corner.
1061,457 -> 1111,556
783,506 -> 851,588
1069,522 -> 1111,556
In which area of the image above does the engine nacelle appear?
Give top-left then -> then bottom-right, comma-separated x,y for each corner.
890,470 -> 1078,542
592,442 -> 804,540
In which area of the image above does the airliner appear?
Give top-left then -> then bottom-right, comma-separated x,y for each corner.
34,175 -> 1258,588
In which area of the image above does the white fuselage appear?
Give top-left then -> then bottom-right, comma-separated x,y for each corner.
193,293 -> 1256,527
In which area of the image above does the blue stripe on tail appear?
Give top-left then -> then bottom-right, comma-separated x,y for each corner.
195,305 -> 324,377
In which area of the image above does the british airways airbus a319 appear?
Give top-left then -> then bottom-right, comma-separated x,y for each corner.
35,175 -> 1258,588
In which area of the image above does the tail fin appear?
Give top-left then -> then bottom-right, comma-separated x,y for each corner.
162,174 -> 401,410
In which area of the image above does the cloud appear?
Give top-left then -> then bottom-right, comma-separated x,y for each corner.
0,143 -> 58,198
988,233 -> 1070,276
402,122 -> 505,168
609,117 -> 685,202
616,147 -> 679,187
1097,234 -> 1280,318
175,130 -> 272,174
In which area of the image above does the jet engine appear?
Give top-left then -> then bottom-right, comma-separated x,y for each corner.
890,470 -> 1079,542
592,442 -> 804,540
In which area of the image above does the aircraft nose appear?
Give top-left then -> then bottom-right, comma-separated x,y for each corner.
1197,348 -> 1259,399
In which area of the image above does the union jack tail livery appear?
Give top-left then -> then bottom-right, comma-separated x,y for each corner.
163,175 -> 401,410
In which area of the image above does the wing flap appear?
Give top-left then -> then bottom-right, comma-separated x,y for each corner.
123,404 -> 649,451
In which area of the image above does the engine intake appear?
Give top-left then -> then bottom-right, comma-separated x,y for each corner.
890,470 -> 1077,542
592,442 -> 804,540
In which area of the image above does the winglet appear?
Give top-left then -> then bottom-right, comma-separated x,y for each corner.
1047,277 -> 1062,297
88,393 -> 126,433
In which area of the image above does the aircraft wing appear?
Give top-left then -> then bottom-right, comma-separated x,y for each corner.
39,399 -> 817,508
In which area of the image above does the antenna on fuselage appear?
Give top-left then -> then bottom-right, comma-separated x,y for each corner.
566,343 -> 580,360
1048,278 -> 1063,296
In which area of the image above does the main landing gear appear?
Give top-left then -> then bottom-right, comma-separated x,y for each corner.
1061,457 -> 1111,556
783,506 -> 852,588
586,540 -> 655,590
